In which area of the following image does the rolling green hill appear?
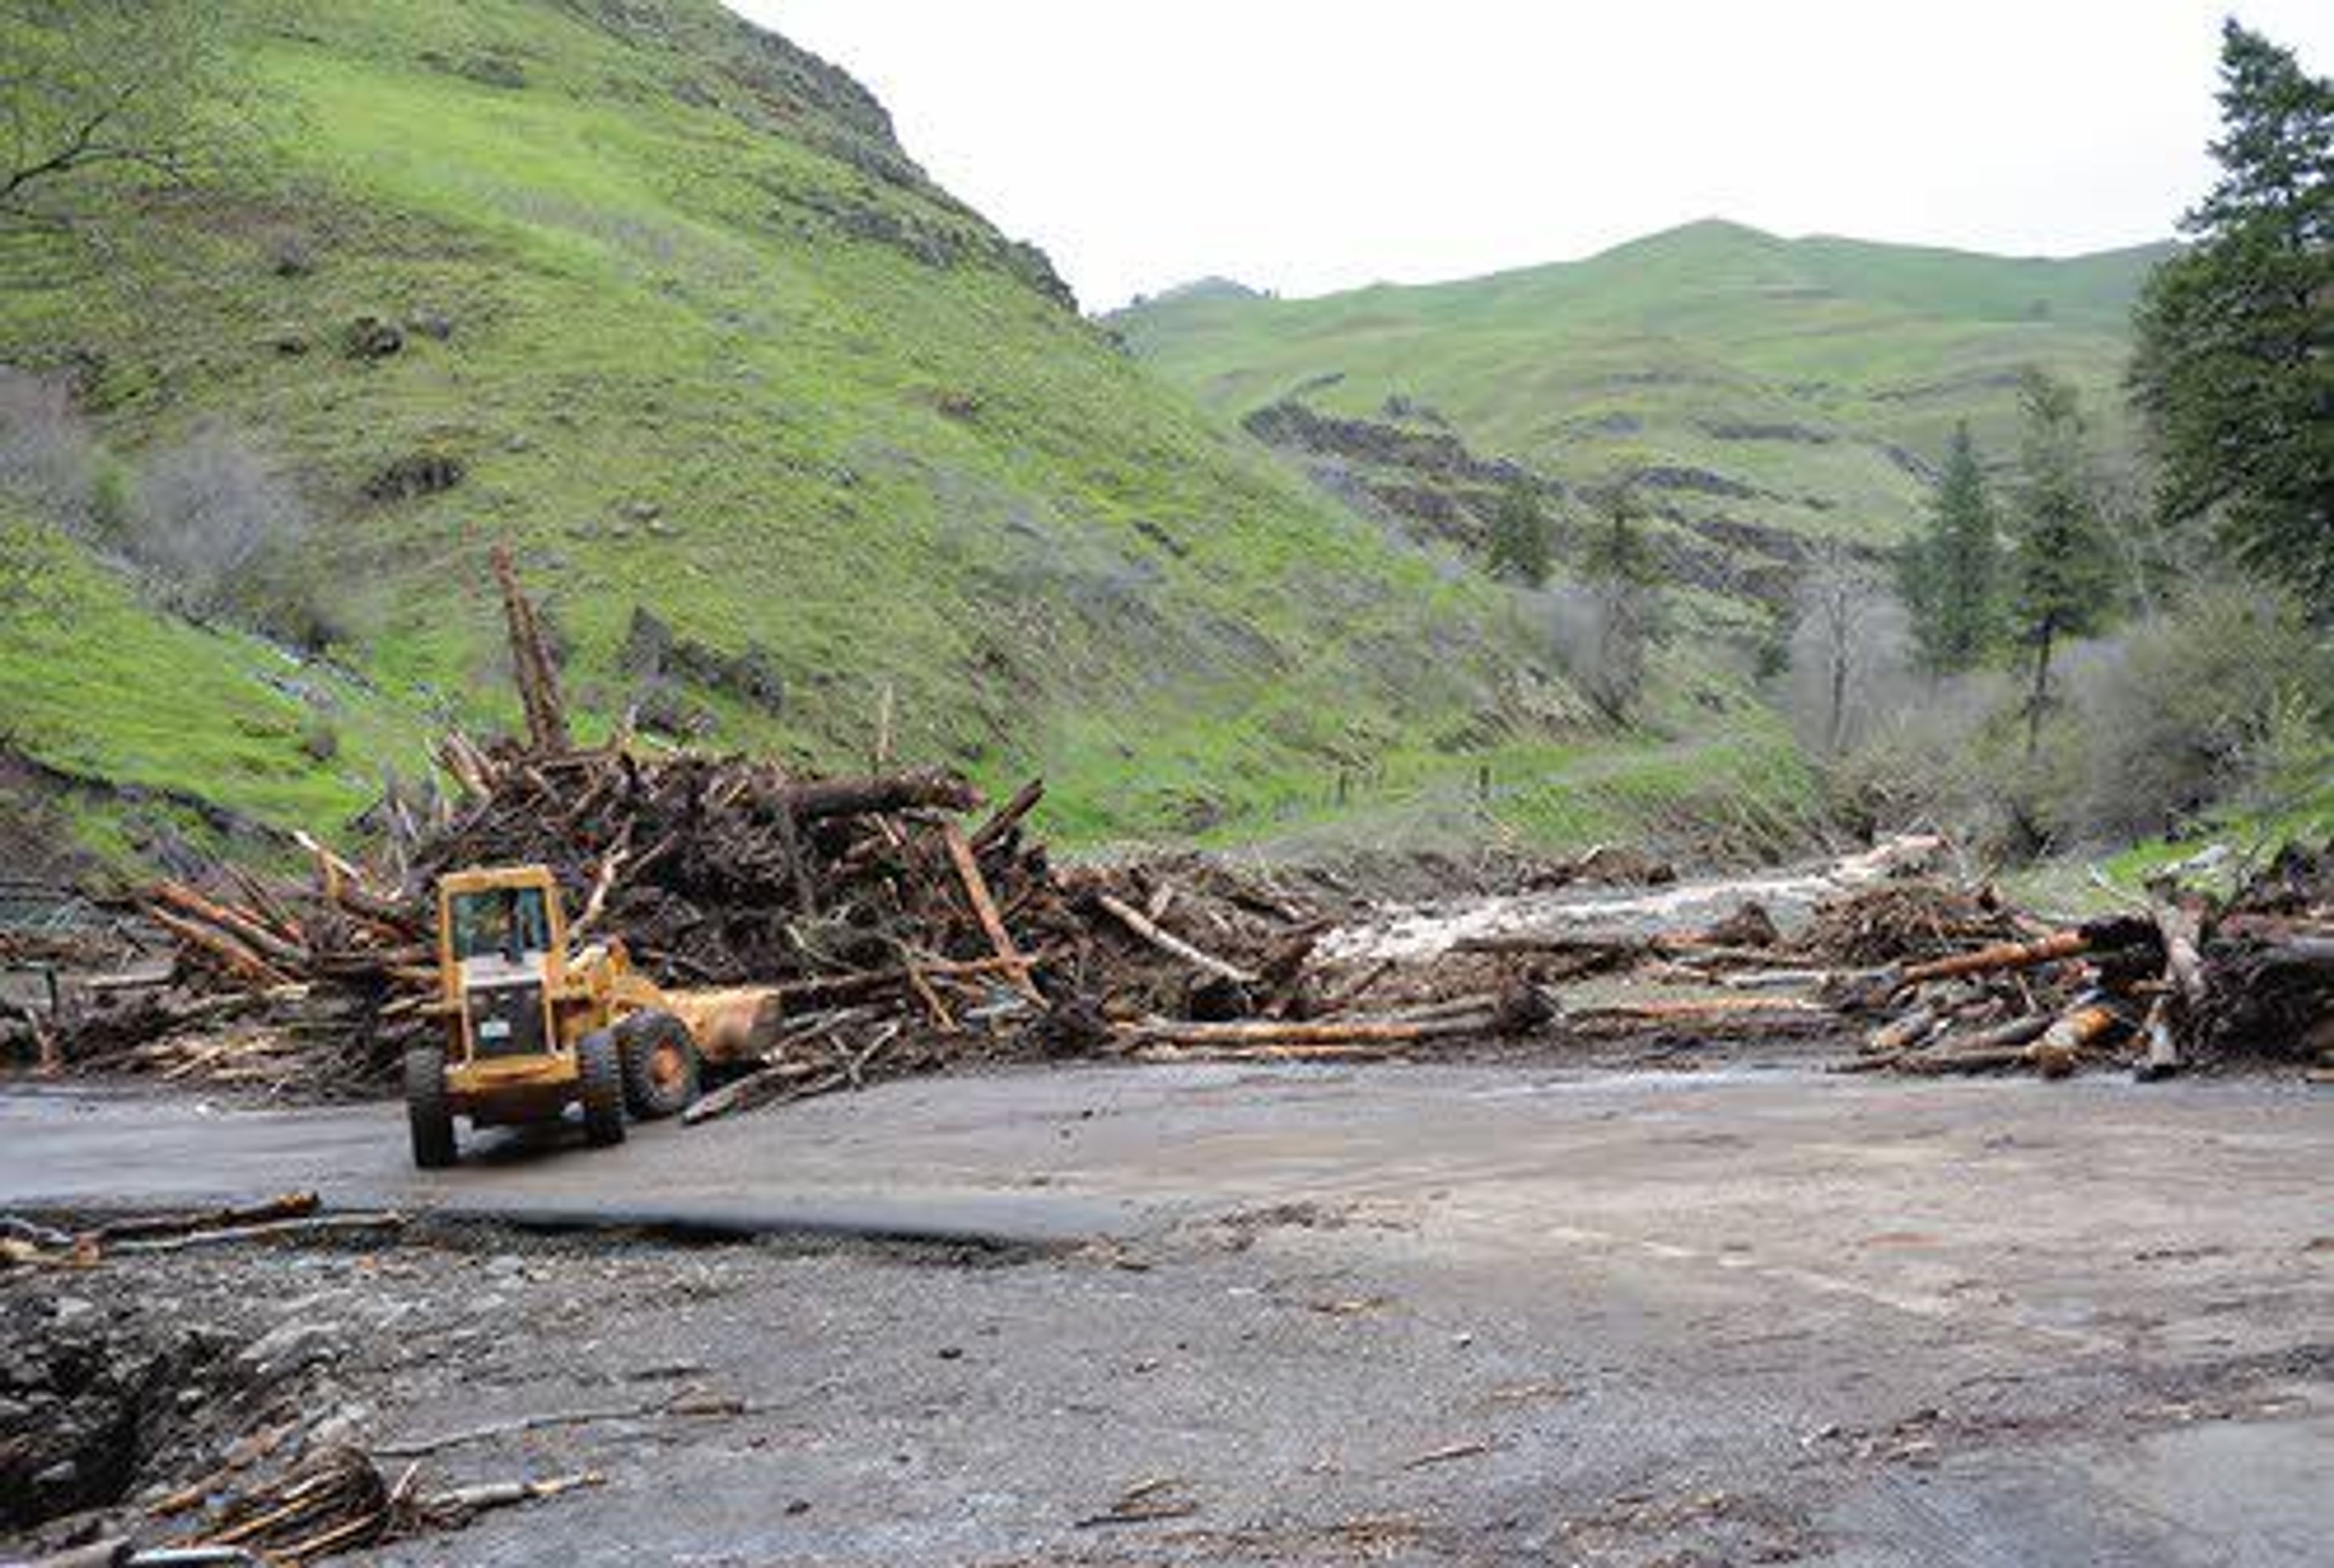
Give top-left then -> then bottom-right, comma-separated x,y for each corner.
1114,220 -> 2172,630
0,0 -> 1582,867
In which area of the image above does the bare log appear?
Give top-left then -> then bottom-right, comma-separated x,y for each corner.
150,882 -> 309,970
2031,1002 -> 2122,1078
968,777 -> 1045,854
108,1213 -> 404,1255
147,909 -> 294,991
1092,890 -> 1258,986
1865,1006 -> 1944,1056
780,770 -> 980,821
1120,1012 -> 1495,1048
421,1471 -> 604,1520
1569,996 -> 1826,1024
1899,929 -> 2093,986
94,1191 -> 320,1243
492,543 -> 571,755
943,823 -> 1041,1000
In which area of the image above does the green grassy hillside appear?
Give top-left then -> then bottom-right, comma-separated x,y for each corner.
1115,220 -> 2170,624
0,0 -> 1569,863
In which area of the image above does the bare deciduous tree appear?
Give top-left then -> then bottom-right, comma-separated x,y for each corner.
130,426 -> 306,610
1789,547 -> 1909,758
0,366 -> 95,518
0,3 -> 238,229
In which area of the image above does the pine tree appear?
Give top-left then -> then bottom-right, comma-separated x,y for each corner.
2008,370 -> 2115,752
1901,423 -> 2000,673
1568,486 -> 1665,721
2130,21 -> 2332,613
1485,478 -> 1551,586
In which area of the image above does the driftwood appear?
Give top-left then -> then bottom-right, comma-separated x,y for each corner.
1120,1013 -> 1497,1049
94,1191 -> 320,1242
1093,890 -> 1258,986
110,1214 -> 405,1256
969,777 -> 1045,854
491,543 -> 570,755
942,822 -> 1041,1000
1898,929 -> 2093,986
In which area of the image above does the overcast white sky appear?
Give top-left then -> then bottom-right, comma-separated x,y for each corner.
740,2 -> 2334,311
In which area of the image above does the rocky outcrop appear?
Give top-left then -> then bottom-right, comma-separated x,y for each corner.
1241,401 -> 1557,554
1628,464 -> 1762,501
769,185 -> 1075,310
1242,402 -> 1530,489
1700,418 -> 1835,444
621,606 -> 787,719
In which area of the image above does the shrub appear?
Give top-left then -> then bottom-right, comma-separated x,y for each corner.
297,717 -> 340,764
2050,580 -> 2332,841
1831,579 -> 2333,855
125,426 -> 306,611
0,366 -> 96,522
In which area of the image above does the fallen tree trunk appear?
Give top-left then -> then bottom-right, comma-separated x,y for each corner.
780,770 -> 982,822
1093,890 -> 1259,986
1118,1012 -> 1496,1049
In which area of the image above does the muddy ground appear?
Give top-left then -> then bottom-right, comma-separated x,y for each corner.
5,1059 -> 2329,1566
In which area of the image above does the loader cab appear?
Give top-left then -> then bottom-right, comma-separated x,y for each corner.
437,867 -> 571,1065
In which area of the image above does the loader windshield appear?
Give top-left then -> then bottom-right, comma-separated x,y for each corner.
449,887 -> 553,964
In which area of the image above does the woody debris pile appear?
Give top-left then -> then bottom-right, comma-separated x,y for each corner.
4,550 -> 2325,1101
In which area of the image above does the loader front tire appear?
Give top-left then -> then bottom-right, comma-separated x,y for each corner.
617,1010 -> 700,1119
405,1047 -> 457,1169
579,1028 -> 626,1147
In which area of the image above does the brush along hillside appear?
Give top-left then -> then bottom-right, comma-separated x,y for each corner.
1111,222 -> 2172,632
0,0 -> 1589,869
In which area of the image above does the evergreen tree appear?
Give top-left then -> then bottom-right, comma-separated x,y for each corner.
1485,478 -> 1551,586
1568,486 -> 1665,721
2130,20 -> 2332,613
1901,422 -> 2000,673
2008,370 -> 2115,753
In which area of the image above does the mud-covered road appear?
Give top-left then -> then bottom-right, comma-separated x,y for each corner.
4,1064 -> 2329,1564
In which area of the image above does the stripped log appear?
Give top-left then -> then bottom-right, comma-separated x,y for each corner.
782,770 -> 982,822
968,777 -> 1045,854
148,909 -> 293,991
2138,901 -> 2207,1080
1119,1012 -> 1497,1049
1898,929 -> 2093,986
94,1191 -> 319,1243
2031,1002 -> 2124,1078
1093,891 -> 1259,986
1569,995 -> 1826,1025
151,882 -> 310,971
1865,1006 -> 1943,1056
942,823 -> 1042,1000
492,542 -> 570,755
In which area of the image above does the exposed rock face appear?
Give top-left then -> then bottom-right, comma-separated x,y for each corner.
1242,402 -> 1532,489
362,451 -> 464,502
1628,464 -> 1761,500
1700,418 -> 1835,444
1239,401 -> 1555,554
622,606 -> 787,718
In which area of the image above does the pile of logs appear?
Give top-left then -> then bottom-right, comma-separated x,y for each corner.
30,551 -> 2327,1099
1830,854 -> 2333,1078
84,752 -> 1569,1104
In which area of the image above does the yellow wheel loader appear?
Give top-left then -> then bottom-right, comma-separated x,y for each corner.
405,865 -> 757,1167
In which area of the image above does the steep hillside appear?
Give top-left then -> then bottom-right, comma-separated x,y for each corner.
0,0 -> 1569,862
1114,221 -> 2170,627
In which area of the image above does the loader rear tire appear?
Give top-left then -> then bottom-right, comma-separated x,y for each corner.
579,1028 -> 626,1147
617,1010 -> 700,1119
405,1047 -> 457,1169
